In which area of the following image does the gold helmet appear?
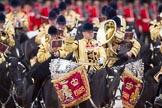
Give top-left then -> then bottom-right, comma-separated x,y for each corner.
97,19 -> 116,45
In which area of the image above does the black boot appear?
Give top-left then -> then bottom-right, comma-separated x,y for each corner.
154,76 -> 162,106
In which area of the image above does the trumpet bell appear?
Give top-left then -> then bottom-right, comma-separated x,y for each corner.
97,20 -> 116,45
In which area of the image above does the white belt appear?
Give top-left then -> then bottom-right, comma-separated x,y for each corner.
126,17 -> 135,22
142,18 -> 150,23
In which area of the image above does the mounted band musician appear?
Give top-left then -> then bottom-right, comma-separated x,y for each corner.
6,0 -> 29,30
97,16 -> 141,67
0,12 -> 15,64
6,0 -> 29,44
149,4 -> 162,106
37,15 -> 74,61
37,25 -> 68,63
27,25 -> 67,105
35,9 -> 57,45
34,13 -> 69,64
59,1 -> 80,32
54,22 -> 107,72
58,1 -> 80,46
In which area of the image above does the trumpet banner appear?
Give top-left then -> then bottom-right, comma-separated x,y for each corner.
51,66 -> 90,107
122,69 -> 143,108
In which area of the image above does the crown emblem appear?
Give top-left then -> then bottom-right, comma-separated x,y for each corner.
126,82 -> 133,90
71,78 -> 78,86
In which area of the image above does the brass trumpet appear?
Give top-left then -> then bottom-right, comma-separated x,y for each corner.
97,19 -> 116,45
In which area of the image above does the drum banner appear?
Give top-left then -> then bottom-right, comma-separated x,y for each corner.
51,66 -> 90,107
122,68 -> 143,108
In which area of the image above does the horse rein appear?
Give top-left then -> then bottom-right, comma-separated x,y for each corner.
0,82 -> 23,108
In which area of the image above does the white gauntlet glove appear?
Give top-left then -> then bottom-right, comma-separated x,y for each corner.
53,51 -> 60,58
69,28 -> 77,36
98,58 -> 103,65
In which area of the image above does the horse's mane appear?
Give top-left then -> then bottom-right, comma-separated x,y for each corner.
144,65 -> 161,78
138,44 -> 152,60
89,68 -> 108,106
20,36 -> 38,61
152,47 -> 162,66
0,61 -> 9,83
138,44 -> 152,72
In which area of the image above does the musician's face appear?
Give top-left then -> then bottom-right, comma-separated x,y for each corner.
0,22 -> 4,29
51,35 -> 57,40
60,10 -> 66,15
82,30 -> 94,39
99,14 -> 106,22
144,3 -> 149,8
76,1 -> 82,7
12,6 -> 21,12
49,19 -> 56,25
56,23 -> 65,31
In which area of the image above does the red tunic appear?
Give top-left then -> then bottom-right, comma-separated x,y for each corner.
140,8 -> 151,32
74,6 -> 84,18
52,3 -> 58,8
134,4 -> 141,29
4,3 -> 11,13
41,7 -> 50,18
150,3 -> 158,16
88,7 -> 99,23
29,2 -> 42,31
123,7 -> 135,24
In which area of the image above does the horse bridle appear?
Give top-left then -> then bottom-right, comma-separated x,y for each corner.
104,67 -> 123,107
0,57 -> 26,108
0,77 -> 23,108
7,56 -> 27,73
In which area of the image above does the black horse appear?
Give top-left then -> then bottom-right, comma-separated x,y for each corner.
19,36 -> 38,66
21,77 -> 60,108
14,29 -> 29,46
111,40 -> 162,108
135,65 -> 162,108
137,44 -> 153,72
0,52 -> 60,108
26,54 -> 127,108
10,35 -> 38,70
110,40 -> 162,107
0,55 -> 27,108
23,57 -> 61,108
0,61 -> 15,108
138,40 -> 162,72
151,40 -> 162,66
